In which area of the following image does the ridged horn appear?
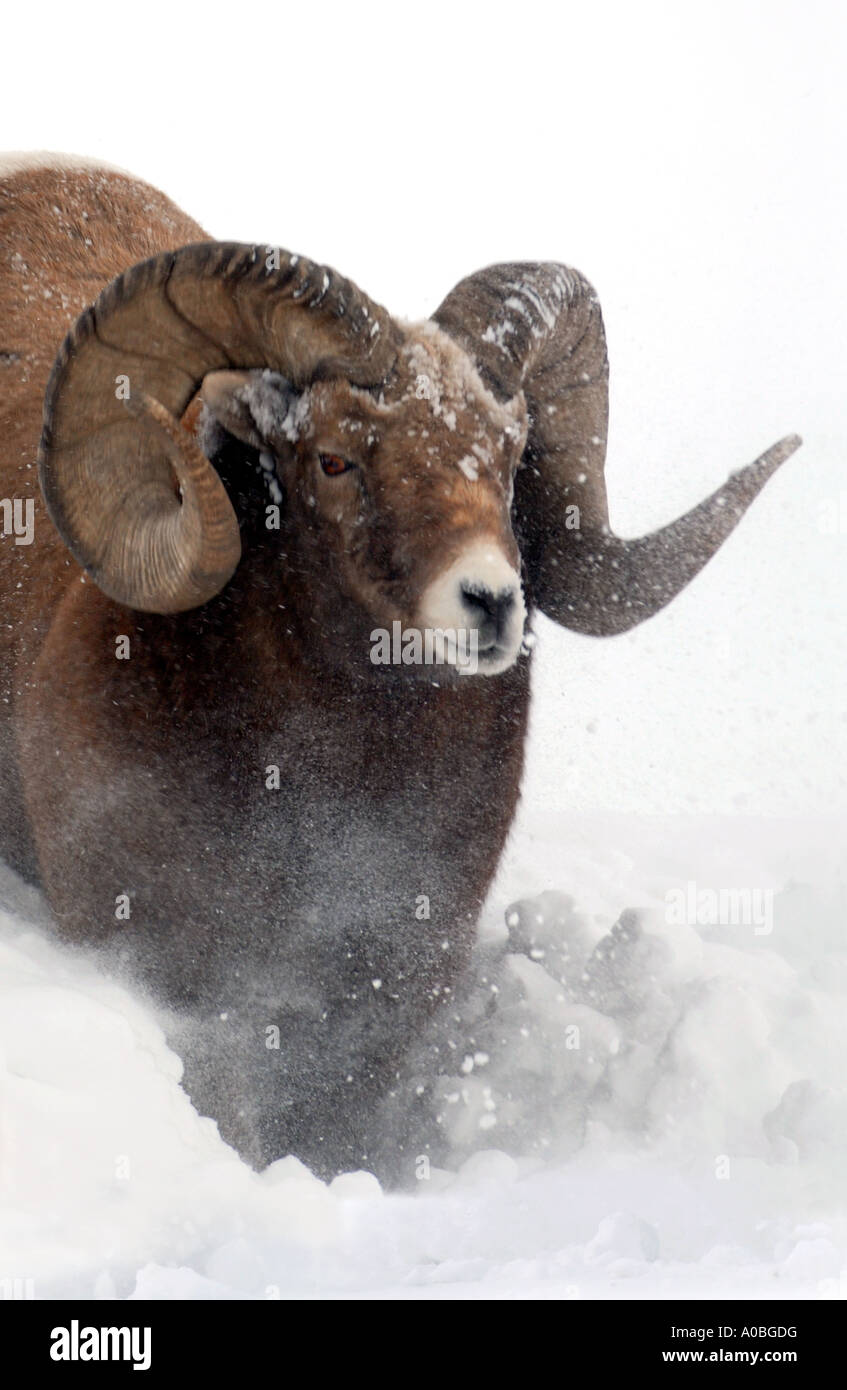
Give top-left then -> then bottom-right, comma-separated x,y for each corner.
39,242 -> 399,613
434,262 -> 800,635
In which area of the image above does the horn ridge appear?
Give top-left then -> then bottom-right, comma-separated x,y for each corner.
39,240 -> 398,612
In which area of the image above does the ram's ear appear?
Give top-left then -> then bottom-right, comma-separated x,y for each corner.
201,371 -> 266,449
201,369 -> 302,454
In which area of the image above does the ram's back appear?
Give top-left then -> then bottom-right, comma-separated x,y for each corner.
0,158 -> 205,879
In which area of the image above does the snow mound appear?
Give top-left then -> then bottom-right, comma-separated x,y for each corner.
1,822 -> 844,1300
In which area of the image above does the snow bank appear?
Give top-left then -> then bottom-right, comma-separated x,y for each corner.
1,804 -> 844,1300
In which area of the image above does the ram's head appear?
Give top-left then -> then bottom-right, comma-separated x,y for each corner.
197,325 -> 530,675
38,244 -> 800,676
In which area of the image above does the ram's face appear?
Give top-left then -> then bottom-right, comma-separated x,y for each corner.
275,326 -> 530,677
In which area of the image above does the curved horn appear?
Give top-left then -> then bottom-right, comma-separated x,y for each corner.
434,263 -> 801,635
39,242 -> 399,613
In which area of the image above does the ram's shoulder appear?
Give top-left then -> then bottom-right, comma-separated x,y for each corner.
0,153 -> 206,267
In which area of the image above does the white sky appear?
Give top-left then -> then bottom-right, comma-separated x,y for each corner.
4,0 -> 846,814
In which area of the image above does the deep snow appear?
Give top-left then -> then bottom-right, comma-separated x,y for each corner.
1,787 -> 845,1299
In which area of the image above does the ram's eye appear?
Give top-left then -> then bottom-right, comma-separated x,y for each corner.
320,453 -> 355,477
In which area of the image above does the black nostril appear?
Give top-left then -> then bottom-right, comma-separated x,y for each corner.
460,584 -> 516,640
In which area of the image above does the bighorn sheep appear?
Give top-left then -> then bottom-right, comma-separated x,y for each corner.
0,156 -> 800,1177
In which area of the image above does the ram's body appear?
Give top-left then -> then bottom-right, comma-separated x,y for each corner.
0,158 -> 799,1177
0,162 -> 528,1173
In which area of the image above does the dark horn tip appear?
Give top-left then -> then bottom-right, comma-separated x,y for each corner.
729,432 -> 804,483
761,433 -> 803,468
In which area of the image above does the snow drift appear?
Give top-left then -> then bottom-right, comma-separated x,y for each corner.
1,792 -> 844,1300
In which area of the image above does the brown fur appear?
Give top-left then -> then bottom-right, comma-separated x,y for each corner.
0,164 -> 205,877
